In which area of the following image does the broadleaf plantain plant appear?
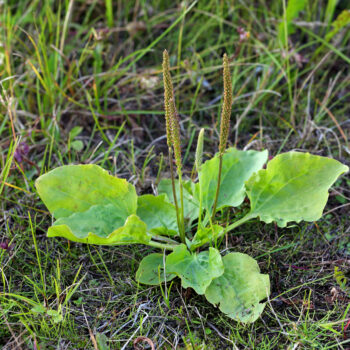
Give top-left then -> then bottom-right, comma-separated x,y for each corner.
35,51 -> 349,323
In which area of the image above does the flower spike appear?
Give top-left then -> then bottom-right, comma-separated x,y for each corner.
211,53 -> 232,220
218,53 -> 232,155
162,49 -> 185,242
162,50 -> 174,147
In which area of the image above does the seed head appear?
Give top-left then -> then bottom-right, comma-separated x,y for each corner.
169,97 -> 182,172
162,50 -> 182,172
162,50 -> 174,147
218,54 -> 232,155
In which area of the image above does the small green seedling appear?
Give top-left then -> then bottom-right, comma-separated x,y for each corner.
35,51 -> 348,323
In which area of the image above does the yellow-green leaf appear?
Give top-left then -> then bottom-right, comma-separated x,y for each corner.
158,179 -> 199,225
137,194 -> 178,236
165,244 -> 224,295
189,225 -> 224,251
48,214 -> 149,245
36,164 -> 137,218
136,253 -> 176,285
246,152 -> 349,227
35,165 -> 144,245
205,253 -> 270,323
196,148 -> 268,213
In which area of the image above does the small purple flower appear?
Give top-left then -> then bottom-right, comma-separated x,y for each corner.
0,241 -> 9,250
14,142 -> 29,163
0,239 -> 14,251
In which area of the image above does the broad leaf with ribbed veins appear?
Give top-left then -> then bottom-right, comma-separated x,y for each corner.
36,164 -> 136,219
246,152 -> 349,227
136,253 -> 176,285
196,148 -> 268,213
205,252 -> 270,323
48,212 -> 149,245
165,244 -> 224,295
35,165 -> 148,244
137,194 -> 178,236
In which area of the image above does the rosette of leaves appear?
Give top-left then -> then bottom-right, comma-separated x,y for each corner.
36,149 -> 348,322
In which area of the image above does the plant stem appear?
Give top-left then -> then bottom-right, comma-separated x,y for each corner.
197,181 -> 203,229
168,147 -> 182,242
226,212 -> 254,232
211,154 -> 223,221
152,235 -> 178,244
177,171 -> 185,244
148,240 -> 177,251
195,128 -> 204,229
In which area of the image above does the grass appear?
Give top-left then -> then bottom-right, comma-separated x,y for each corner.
1,0 -> 350,348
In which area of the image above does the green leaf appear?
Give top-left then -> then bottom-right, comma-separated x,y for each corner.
47,309 -> 63,323
196,148 -> 268,213
326,10 -> 350,42
137,194 -> 178,236
158,179 -> 199,224
71,140 -> 84,152
35,164 -> 137,219
136,253 -> 176,285
31,304 -> 46,314
246,152 -> 349,227
96,333 -> 110,350
205,252 -> 270,323
53,204 -> 126,237
189,225 -> 224,251
48,214 -> 149,245
278,0 -> 308,45
35,165 -> 148,245
69,126 -> 83,139
165,244 -> 224,295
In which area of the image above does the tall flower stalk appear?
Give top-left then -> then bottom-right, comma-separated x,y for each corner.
211,54 -> 233,221
195,128 -> 204,229
162,50 -> 185,243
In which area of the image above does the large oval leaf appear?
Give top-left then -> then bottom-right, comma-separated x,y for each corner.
246,152 -> 349,227
35,165 -> 146,245
196,148 -> 268,213
137,194 -> 178,236
35,164 -> 137,218
48,214 -> 150,245
205,252 -> 270,323
135,253 -> 176,285
165,244 -> 224,295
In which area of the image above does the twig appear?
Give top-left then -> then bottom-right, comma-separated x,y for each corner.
82,305 -> 98,350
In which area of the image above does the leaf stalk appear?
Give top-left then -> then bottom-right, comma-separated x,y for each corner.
168,147 -> 182,240
226,213 -> 254,232
211,155 -> 223,221
148,240 -> 177,251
